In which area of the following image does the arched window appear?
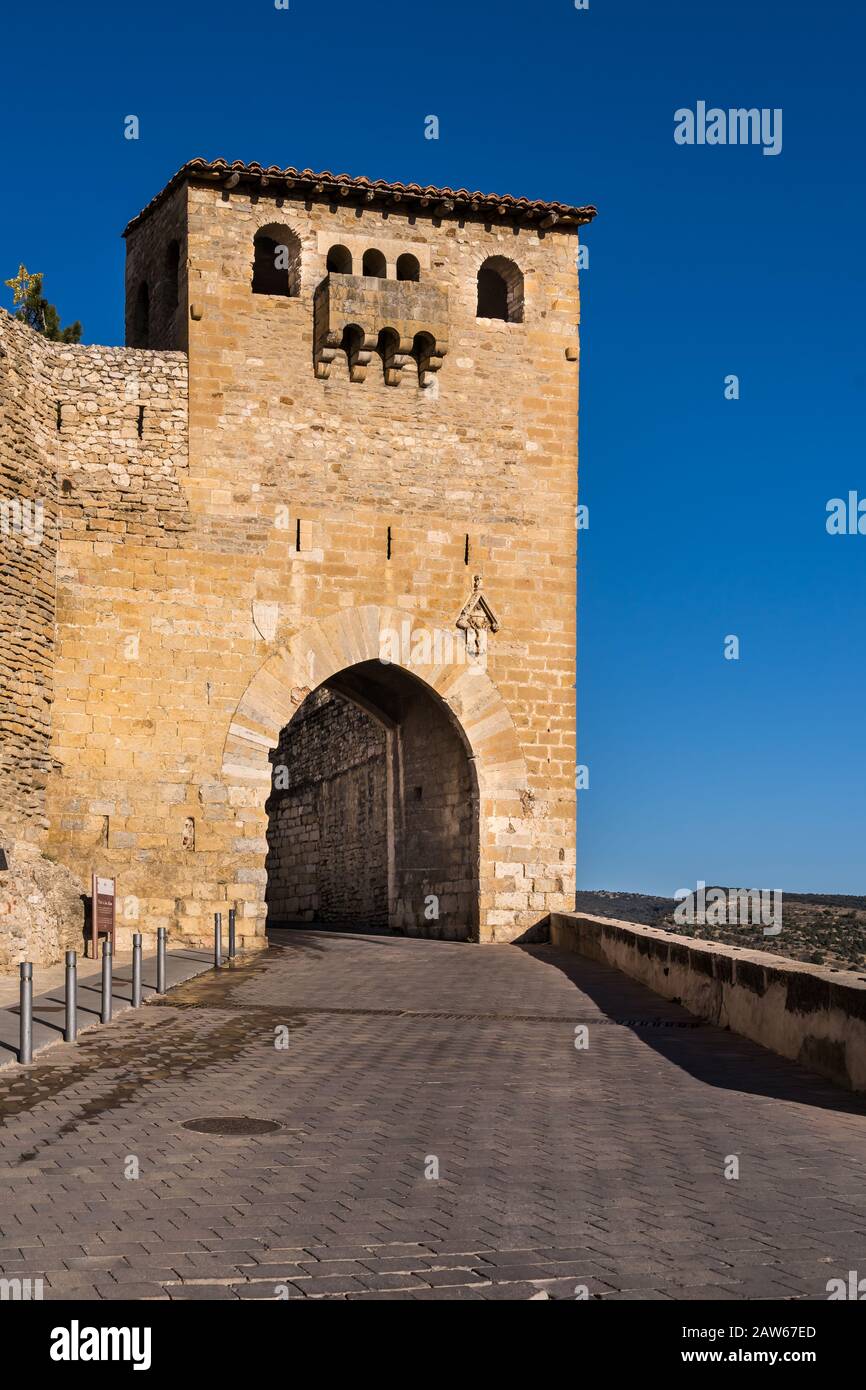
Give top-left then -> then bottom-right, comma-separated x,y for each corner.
327,244 -> 353,275
252,224 -> 302,296
362,248 -> 387,279
396,253 -> 420,283
132,282 -> 150,347
476,256 -> 524,322
165,240 -> 180,312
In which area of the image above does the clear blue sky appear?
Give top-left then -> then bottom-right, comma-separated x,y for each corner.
2,0 -> 864,895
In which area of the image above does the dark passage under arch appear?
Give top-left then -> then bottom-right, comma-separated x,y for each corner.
265,660 -> 479,938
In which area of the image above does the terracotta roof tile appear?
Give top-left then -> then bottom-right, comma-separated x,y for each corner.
123,158 -> 597,236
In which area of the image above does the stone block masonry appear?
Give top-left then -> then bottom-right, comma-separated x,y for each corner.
0,308 -> 188,962
0,311 -> 58,841
0,310 -> 188,845
266,688 -> 389,928
1,158 -> 595,963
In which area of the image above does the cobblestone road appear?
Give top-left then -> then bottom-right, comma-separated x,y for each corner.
0,930 -> 864,1301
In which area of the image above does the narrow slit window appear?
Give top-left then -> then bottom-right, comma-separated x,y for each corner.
132,281 -> 150,346
165,240 -> 181,312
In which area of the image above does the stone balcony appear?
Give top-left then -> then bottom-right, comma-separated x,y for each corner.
313,274 -> 449,386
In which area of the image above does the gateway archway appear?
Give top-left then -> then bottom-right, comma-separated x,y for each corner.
220,604 -> 534,945
264,661 -> 480,938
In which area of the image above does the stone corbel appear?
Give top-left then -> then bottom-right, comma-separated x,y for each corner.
314,273 -> 449,387
315,325 -> 378,383
415,336 -> 448,388
314,329 -> 342,380
380,333 -> 415,386
344,328 -> 377,384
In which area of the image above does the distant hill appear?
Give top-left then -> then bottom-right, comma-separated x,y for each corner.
572,890 -> 866,974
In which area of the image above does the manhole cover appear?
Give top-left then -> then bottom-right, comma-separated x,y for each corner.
182,1117 -> 281,1136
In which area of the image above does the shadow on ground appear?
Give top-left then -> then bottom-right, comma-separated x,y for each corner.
522,943 -> 866,1118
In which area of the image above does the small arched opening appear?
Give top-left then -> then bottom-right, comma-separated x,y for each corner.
326,244 -> 353,275
252,224 -> 302,296
396,253 -> 421,282
362,248 -> 387,279
477,256 -> 524,322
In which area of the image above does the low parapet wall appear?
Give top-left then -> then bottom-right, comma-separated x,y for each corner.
550,912 -> 866,1093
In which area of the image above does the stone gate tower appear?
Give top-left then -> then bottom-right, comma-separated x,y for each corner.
1,157 -> 595,958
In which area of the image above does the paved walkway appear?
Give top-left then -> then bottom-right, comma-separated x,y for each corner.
0,929 -> 864,1300
0,948 -> 213,1067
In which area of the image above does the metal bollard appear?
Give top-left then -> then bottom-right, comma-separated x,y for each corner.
132,933 -> 142,1008
65,950 -> 77,1042
157,926 -> 166,994
214,912 -> 222,968
228,907 -> 236,960
101,938 -> 113,1024
19,962 -> 32,1065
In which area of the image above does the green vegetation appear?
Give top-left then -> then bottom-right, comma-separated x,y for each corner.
4,265 -> 82,343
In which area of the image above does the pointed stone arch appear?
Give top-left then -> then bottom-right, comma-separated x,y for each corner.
222,604 -> 527,796
220,606 -> 532,943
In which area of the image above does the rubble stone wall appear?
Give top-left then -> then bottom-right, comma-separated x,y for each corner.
0,309 -> 187,969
